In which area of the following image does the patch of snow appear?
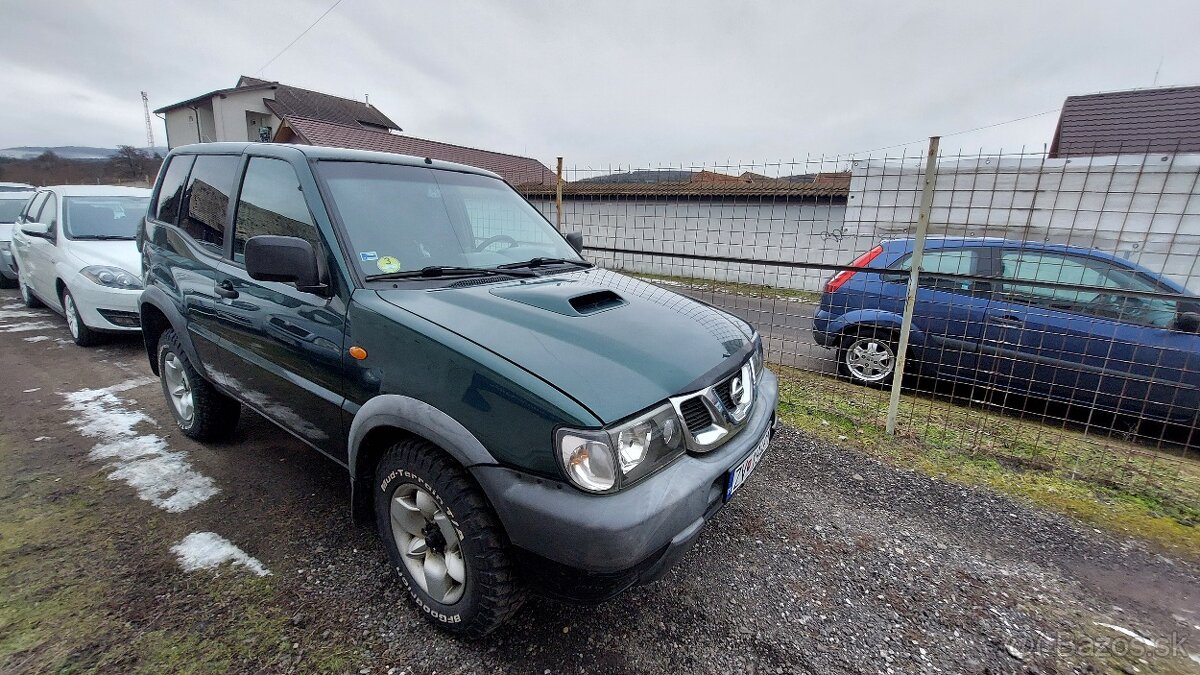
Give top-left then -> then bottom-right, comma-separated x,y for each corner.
22,335 -> 51,343
23,388 -> 40,393
172,532 -> 269,576
0,308 -> 47,320
34,436 -> 49,441
61,378 -> 218,513
0,321 -> 57,333
1092,622 -> 1157,648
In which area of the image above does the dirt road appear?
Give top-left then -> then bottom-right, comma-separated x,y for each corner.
1,289 -> 1197,674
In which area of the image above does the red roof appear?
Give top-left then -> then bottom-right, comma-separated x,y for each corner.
282,116 -> 557,187
1049,85 -> 1200,157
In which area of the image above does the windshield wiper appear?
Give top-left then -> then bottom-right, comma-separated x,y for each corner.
495,257 -> 592,271
74,235 -> 135,241
365,265 -> 537,282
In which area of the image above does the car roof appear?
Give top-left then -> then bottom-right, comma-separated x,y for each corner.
36,185 -> 153,197
168,142 -> 505,182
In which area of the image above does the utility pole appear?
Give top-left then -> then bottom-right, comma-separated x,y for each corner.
141,91 -> 155,148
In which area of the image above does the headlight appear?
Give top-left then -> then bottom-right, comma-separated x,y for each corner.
81,265 -> 142,290
557,403 -> 687,493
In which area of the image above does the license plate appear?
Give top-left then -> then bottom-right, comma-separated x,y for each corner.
725,429 -> 771,501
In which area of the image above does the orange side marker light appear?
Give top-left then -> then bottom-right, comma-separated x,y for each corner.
349,346 -> 368,360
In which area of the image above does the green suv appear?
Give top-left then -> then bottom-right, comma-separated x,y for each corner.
138,142 -> 778,635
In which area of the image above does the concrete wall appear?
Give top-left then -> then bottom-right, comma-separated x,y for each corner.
530,198 -> 848,291
164,90 -> 279,148
845,153 -> 1200,289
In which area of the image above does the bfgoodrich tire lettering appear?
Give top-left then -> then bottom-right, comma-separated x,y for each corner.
374,438 -> 524,637
157,329 -> 241,440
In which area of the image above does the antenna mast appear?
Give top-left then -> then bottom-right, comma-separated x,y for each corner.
141,91 -> 155,148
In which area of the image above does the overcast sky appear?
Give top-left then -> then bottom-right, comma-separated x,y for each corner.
2,0 -> 1198,169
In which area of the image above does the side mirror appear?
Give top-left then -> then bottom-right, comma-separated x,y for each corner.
1174,311 -> 1200,333
565,231 -> 584,254
244,235 -> 326,294
20,222 -> 50,238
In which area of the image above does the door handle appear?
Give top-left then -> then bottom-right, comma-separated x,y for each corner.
989,314 -> 1022,327
214,280 -> 239,299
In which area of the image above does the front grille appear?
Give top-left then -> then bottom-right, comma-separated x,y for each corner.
679,397 -> 712,431
715,378 -> 736,411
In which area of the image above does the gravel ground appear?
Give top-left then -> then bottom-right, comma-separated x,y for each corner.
1,290 -> 1198,674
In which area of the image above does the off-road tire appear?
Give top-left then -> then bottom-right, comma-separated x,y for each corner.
62,287 -> 102,347
157,328 -> 240,440
18,269 -> 41,308
374,438 -> 525,637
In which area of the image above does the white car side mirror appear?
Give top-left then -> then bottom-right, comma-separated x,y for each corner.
20,222 -> 50,238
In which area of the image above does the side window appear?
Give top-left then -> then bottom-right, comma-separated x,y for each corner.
891,248 -> 979,293
23,193 -> 48,222
998,251 -> 1175,327
231,157 -> 321,263
180,155 -> 239,251
38,194 -> 58,235
155,155 -> 195,225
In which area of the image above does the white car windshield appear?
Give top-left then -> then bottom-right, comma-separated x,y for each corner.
64,196 -> 150,240
315,161 -> 582,278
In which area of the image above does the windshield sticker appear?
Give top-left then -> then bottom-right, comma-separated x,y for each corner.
377,256 -> 402,274
359,251 -> 379,262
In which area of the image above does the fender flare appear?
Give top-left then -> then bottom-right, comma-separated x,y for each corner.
347,394 -> 498,519
138,285 -> 204,376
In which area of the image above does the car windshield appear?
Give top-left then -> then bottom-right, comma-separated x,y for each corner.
315,161 -> 582,278
63,196 -> 150,239
0,199 -> 28,224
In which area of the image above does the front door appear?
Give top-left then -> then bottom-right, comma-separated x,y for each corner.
26,191 -> 61,304
210,155 -> 348,455
979,248 -> 1200,421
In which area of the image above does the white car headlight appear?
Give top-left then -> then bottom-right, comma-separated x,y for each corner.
81,265 -> 142,290
557,403 -> 687,493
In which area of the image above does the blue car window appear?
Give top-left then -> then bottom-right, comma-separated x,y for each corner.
889,248 -> 981,293
998,250 -> 1178,328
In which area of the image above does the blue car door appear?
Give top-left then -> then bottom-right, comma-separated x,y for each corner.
979,248 -> 1200,422
876,246 -> 992,381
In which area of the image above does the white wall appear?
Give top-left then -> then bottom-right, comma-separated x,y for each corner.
845,153 -> 1200,289
531,198 -> 848,291
212,89 -> 278,143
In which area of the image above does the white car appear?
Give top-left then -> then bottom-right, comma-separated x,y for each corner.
11,185 -> 152,346
0,190 -> 35,287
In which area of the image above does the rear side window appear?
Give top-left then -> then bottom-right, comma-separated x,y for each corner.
155,155 -> 194,225
889,247 -> 982,294
180,155 -> 239,251
231,157 -> 320,263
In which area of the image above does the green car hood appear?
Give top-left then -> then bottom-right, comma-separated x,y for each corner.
376,268 -> 752,423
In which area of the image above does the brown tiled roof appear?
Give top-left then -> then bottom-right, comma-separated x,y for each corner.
157,76 -> 401,132
282,116 -> 558,186
1049,85 -> 1200,157
518,174 -> 850,199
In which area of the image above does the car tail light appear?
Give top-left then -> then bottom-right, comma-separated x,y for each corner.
824,245 -> 884,294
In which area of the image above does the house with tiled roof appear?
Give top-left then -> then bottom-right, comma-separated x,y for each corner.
155,77 -> 556,186
1049,85 -> 1200,157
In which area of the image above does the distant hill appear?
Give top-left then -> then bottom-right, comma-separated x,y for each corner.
0,146 -> 168,160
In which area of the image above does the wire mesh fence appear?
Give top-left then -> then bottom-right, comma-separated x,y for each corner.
519,143 -> 1200,519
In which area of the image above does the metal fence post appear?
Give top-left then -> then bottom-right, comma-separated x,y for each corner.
555,156 -> 564,231
885,136 -> 940,436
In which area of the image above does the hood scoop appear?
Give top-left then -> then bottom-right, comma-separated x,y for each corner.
490,280 -> 626,316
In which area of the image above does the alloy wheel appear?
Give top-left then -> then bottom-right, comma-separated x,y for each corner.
844,336 -> 896,383
162,352 -> 195,424
63,293 -> 80,339
389,483 -> 466,604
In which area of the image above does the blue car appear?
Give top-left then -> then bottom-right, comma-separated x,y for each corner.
813,238 -> 1200,425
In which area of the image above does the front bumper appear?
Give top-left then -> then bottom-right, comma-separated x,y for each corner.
471,369 -> 779,601
67,279 -> 142,332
